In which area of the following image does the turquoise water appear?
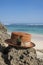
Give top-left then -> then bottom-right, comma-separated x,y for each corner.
5,24 -> 43,34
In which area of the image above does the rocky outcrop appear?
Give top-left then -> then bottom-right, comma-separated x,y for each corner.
0,23 -> 10,47
0,45 -> 43,65
8,47 -> 38,65
0,23 -> 7,33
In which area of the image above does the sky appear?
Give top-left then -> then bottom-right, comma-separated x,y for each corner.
0,0 -> 43,24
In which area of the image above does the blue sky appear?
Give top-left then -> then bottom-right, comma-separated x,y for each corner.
0,0 -> 43,24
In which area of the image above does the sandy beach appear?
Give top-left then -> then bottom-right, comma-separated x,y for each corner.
31,34 -> 43,49
8,32 -> 43,59
31,34 -> 43,59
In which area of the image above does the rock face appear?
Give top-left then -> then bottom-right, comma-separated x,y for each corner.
0,23 -> 7,33
0,23 -> 10,47
0,23 -> 10,65
0,46 -> 43,65
8,47 -> 38,65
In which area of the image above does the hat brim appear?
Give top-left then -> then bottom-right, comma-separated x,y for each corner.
5,39 -> 35,48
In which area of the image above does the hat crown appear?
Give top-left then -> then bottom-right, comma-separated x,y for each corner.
11,32 -> 31,43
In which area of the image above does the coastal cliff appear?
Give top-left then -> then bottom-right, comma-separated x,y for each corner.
0,23 -> 43,65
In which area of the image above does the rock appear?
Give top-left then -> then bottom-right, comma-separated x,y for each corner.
8,47 -> 38,65
36,58 -> 43,65
0,44 -> 8,65
0,23 -> 10,47
0,52 -> 7,65
0,22 -> 7,33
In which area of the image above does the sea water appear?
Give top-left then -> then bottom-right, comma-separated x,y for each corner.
5,24 -> 43,35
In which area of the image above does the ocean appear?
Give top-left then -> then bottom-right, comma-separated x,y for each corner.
5,24 -> 43,35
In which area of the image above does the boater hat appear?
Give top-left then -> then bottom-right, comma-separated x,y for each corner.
5,32 -> 35,48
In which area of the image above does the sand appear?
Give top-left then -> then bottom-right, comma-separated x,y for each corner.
31,34 -> 43,49
8,32 -> 43,59
31,34 -> 43,59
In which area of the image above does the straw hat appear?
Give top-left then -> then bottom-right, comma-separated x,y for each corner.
5,32 -> 35,48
